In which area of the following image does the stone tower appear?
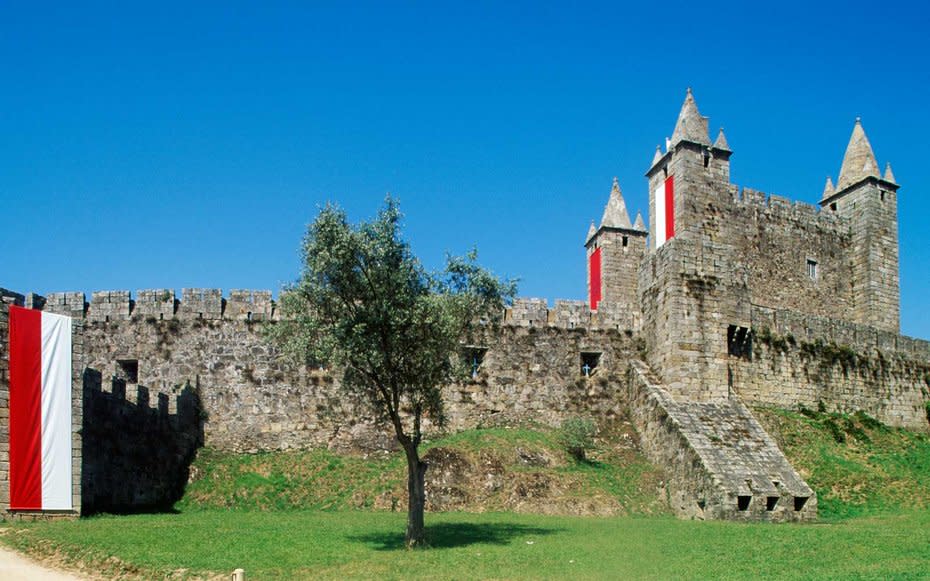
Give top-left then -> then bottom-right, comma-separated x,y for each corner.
638,89 -> 750,401
820,119 -> 900,332
645,88 -> 732,248
585,178 -> 648,314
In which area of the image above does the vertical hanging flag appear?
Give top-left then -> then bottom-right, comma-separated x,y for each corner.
653,175 -> 675,247
589,247 -> 602,310
8,306 -> 73,511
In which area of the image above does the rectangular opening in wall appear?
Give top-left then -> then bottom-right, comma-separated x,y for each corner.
116,359 -> 139,384
580,352 -> 601,377
807,259 -> 818,281
461,346 -> 488,379
766,496 -> 779,511
727,325 -> 752,360
737,495 -> 751,511
622,236 -> 629,247
830,202 -> 837,212
794,496 -> 809,511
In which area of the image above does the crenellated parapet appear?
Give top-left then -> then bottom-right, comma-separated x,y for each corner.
732,186 -> 846,231
37,288 -> 278,322
504,298 -> 639,331
751,304 -> 930,360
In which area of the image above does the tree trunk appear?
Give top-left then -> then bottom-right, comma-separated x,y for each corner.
404,446 -> 428,548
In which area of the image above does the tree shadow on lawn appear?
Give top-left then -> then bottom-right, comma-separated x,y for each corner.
350,521 -> 562,551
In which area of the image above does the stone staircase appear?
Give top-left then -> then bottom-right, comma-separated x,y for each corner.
628,361 -> 816,521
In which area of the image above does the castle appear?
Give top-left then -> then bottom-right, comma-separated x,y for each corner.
1,90 -> 928,523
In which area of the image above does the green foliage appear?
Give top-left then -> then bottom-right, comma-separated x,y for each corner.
559,417 -> 597,462
266,197 -> 516,445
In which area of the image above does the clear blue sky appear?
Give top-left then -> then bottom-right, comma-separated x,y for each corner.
3,1 -> 929,338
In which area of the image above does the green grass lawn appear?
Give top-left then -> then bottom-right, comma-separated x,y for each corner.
4,509 -> 930,580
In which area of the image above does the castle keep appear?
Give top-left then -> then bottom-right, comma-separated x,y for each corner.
2,91 -> 928,522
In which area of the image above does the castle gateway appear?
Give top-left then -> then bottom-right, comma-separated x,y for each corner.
2,90 -> 928,522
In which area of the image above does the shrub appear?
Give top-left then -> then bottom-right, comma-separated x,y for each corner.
560,417 -> 597,462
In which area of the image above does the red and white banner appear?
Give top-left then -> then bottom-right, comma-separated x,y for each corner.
654,175 -> 675,247
8,306 -> 73,511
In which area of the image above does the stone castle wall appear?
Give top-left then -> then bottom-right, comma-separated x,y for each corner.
731,305 -> 930,429
724,187 -> 855,319
39,290 -> 643,454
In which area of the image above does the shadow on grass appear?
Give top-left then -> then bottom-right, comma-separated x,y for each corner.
350,521 -> 562,550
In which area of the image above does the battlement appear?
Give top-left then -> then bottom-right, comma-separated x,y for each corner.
751,305 -> 930,360
732,186 -> 845,231
34,288 -> 278,322
27,289 -> 640,331
504,298 -> 639,331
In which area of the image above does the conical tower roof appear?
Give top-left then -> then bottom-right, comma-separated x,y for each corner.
713,127 -> 730,151
670,88 -> 710,147
600,177 -> 633,229
836,118 -> 880,191
883,162 -> 897,184
586,221 -> 597,244
822,176 -> 835,200
651,145 -> 663,166
633,211 -> 646,232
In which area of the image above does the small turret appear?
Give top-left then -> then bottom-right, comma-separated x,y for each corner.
883,162 -> 897,184
633,212 -> 646,232
712,127 -> 730,151
586,221 -> 597,244
822,176 -> 835,200
651,145 -> 664,167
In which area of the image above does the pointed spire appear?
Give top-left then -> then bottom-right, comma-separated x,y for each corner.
670,87 -> 711,147
822,176 -> 835,200
633,211 -> 646,232
836,118 -> 880,191
713,127 -> 730,151
600,177 -> 633,229
651,145 -> 663,166
586,220 -> 597,243
883,162 -> 897,184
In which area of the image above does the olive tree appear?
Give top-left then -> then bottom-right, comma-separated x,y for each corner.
268,197 -> 515,547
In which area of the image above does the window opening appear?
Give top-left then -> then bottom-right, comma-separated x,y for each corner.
807,259 -> 818,281
766,496 -> 779,511
737,496 -> 752,511
116,359 -> 139,384
461,346 -> 488,379
580,352 -> 601,377
727,325 -> 752,360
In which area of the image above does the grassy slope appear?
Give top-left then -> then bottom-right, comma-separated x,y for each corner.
178,424 -> 667,516
753,406 -> 930,519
